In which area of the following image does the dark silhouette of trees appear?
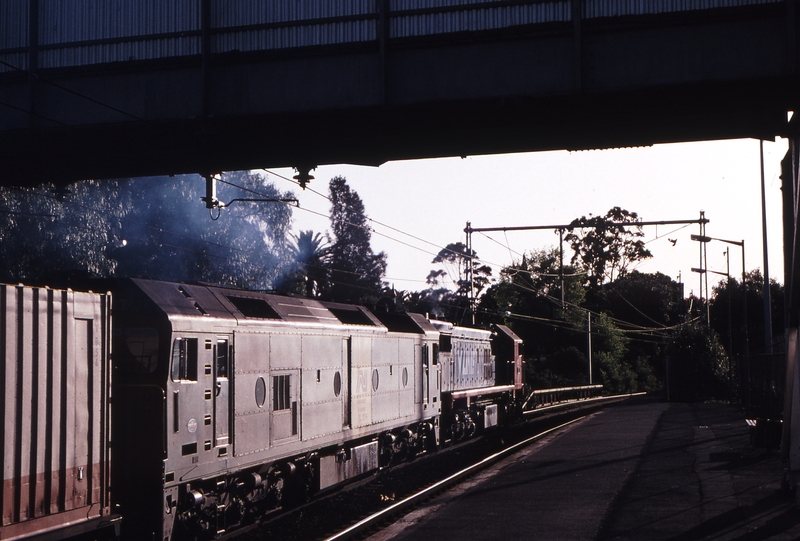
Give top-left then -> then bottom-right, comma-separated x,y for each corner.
285,230 -> 330,298
415,242 -> 494,324
430,242 -> 493,298
0,180 -> 126,283
327,176 -> 387,304
564,207 -> 653,289
710,270 -> 785,356
665,320 -> 730,401
112,171 -> 294,289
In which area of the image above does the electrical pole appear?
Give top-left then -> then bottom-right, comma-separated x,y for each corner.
587,311 -> 593,384
760,140 -> 773,354
465,221 -> 475,326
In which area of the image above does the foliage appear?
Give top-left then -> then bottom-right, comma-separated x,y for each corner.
666,321 -> 732,400
480,247 -> 585,357
429,242 -> 493,298
283,230 -> 330,298
327,176 -> 387,304
709,270 -> 785,357
564,207 -> 653,289
0,180 -> 126,282
409,241 -> 494,324
605,271 -> 685,328
586,311 -> 639,393
0,172 -> 295,289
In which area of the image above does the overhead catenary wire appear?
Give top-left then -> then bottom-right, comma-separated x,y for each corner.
263,168 -> 513,274
260,168 -> 698,342
2,173 -> 693,342
506,278 -> 681,336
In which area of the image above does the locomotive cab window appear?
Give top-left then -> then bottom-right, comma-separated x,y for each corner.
172,338 -> 198,382
216,339 -> 229,379
114,327 -> 159,374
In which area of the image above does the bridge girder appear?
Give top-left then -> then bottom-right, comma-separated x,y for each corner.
0,3 -> 797,185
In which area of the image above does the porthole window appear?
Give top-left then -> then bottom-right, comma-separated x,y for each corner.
333,371 -> 342,397
402,367 -> 409,388
255,377 -> 267,408
372,368 -> 379,391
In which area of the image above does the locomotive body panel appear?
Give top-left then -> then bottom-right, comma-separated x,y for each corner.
124,280 -> 441,474
438,325 -> 496,393
300,334 -> 345,441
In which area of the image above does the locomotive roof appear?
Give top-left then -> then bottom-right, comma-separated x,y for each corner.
430,319 -> 492,341
128,278 -> 435,334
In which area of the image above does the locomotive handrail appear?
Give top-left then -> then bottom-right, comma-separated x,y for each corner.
522,384 -> 605,411
449,384 -> 517,400
529,385 -> 604,395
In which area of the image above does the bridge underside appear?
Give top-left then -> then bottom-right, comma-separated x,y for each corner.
2,78 -> 793,186
1,3 -> 798,185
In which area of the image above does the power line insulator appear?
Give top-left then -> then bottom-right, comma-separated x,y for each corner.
293,166 -> 316,189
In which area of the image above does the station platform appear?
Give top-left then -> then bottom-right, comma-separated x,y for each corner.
368,398 -> 800,541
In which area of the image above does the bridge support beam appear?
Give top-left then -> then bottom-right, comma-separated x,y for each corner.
782,121 -> 800,499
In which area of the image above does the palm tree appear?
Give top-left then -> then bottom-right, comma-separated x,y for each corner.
290,230 -> 331,298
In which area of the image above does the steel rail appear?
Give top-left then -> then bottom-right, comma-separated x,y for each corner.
323,416 -> 586,541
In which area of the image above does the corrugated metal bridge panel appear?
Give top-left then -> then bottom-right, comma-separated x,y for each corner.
0,0 -> 784,71
583,0 -> 780,18
36,0 -> 200,68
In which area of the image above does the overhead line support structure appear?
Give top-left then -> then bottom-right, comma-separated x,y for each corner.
464,216 -> 710,323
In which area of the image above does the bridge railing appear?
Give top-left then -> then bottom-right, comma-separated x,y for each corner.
1,0 -> 783,75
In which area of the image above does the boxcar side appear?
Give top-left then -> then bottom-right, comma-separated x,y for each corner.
0,284 -> 116,541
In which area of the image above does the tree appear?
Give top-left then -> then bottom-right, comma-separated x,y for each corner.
564,207 -> 653,289
590,312 -> 637,393
327,176 -> 387,304
481,247 -> 585,356
285,230 -> 330,298
709,270 -> 785,357
0,180 -> 127,283
600,271 -> 686,390
0,171 -> 295,290
430,242 -> 493,298
666,321 -> 730,400
420,242 -> 493,324
605,271 -> 685,329
112,171 -> 294,290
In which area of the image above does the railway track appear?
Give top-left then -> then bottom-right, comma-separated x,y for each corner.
231,393 -> 638,541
